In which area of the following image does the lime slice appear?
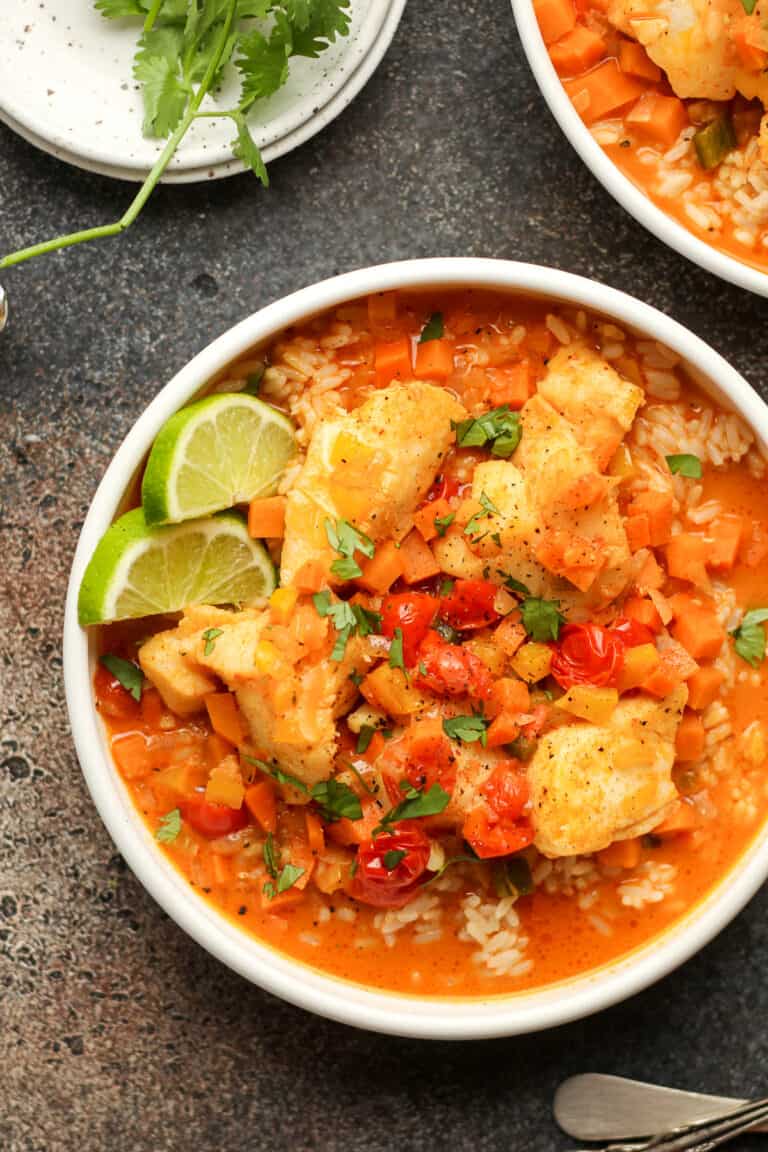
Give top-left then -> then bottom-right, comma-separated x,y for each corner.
142,393 -> 296,525
78,508 -> 275,625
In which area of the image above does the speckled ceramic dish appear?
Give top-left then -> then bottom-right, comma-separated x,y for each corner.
0,0 -> 405,183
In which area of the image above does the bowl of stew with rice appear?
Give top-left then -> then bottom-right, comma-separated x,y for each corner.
512,0 -> 768,295
64,259 -> 768,1037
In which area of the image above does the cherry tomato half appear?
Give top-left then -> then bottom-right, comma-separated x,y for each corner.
463,809 -> 534,859
94,662 -> 141,720
414,631 -> 494,701
611,616 -> 656,648
439,579 -> 500,631
383,724 -> 457,798
423,474 -> 464,503
181,798 -> 249,839
380,592 -> 438,666
550,623 -> 625,690
349,825 -> 431,908
481,760 -> 529,820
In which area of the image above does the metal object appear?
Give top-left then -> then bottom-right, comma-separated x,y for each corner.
555,1075 -> 768,1142
563,1094 -> 768,1152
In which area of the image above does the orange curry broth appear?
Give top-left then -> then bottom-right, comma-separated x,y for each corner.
535,0 -> 768,273
94,290 -> 768,998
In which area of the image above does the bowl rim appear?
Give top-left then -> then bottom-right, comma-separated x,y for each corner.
64,257 -> 768,1039
509,0 -> 768,299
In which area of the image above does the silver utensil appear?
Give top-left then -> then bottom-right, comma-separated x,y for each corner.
563,1094 -> 768,1152
556,1075 -> 768,1141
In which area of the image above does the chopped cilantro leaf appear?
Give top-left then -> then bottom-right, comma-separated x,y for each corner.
419,312 -> 444,342
243,754 -> 310,795
731,608 -> 768,668
666,453 -> 702,479
383,849 -> 407,870
464,490 -> 500,537
263,832 -> 280,878
375,782 -> 450,832
331,555 -> 363,580
356,725 -> 376,755
493,857 -> 533,899
520,597 -> 565,642
498,571 -> 530,596
100,653 -> 143,702
388,627 -> 406,673
331,624 -> 351,661
202,627 -> 223,657
452,406 -> 522,458
311,778 -> 363,823
276,863 -> 305,894
439,578 -> 455,597
434,512 -> 455,537
155,808 -> 181,843
442,714 -> 489,745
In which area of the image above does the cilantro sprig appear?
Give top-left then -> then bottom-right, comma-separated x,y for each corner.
520,597 -> 565,642
666,453 -> 702,479
452,406 -> 522,458
374,782 -> 450,834
325,517 -> 375,581
731,608 -> 768,668
155,807 -> 182,843
100,653 -> 144,701
0,1 -> 351,271
442,713 -> 489,745
313,589 -> 381,660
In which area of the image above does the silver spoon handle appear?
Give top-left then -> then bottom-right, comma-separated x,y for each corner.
566,1095 -> 768,1152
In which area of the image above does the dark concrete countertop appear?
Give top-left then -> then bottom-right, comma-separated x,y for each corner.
2,1 -> 768,1149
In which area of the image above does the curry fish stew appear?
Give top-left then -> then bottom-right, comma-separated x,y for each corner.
88,291 -> 768,997
535,0 -> 768,272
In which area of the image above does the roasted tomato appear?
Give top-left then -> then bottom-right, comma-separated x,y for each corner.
439,579 -> 500,631
611,616 -> 656,648
415,630 -> 494,700
423,474 -> 463,503
550,622 -> 625,690
349,824 -> 431,908
380,592 -> 438,665
463,761 -> 533,859
181,798 -> 249,838
383,721 -> 457,797
94,661 -> 141,720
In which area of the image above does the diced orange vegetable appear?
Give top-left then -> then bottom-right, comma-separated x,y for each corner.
534,0 -> 576,44
625,91 -> 689,147
635,550 -> 665,591
414,339 -> 455,379
361,664 -> 430,717
549,25 -> 606,75
626,514 -> 651,553
375,338 -> 412,386
210,855 -> 232,887
618,39 -> 662,82
244,779 -> 278,833
598,837 -> 642,869
488,362 -> 531,409
563,59 -> 645,125
260,886 -> 304,912
616,643 -> 660,692
732,15 -> 768,72
305,810 -> 326,854
399,530 -> 441,584
557,685 -> 618,724
356,539 -> 406,593
205,692 -> 244,747
670,600 -> 725,661
140,687 -> 164,727
493,612 -> 527,658
367,291 -> 398,326
628,491 -> 674,547
666,533 -> 709,586
413,497 -> 452,543
740,520 -> 768,567
154,762 -> 208,803
207,731 -> 235,768
623,595 -> 663,633
270,585 -> 299,625
676,711 -> 706,762
247,495 -> 286,539
705,514 -> 743,571
206,756 -> 245,809
687,665 -> 726,711
641,652 -> 685,698
535,527 -> 603,591
292,560 -> 330,593
359,730 -> 386,765
486,712 -> 521,748
327,797 -> 382,847
111,732 -> 151,780
489,677 -> 531,718
653,798 -> 702,837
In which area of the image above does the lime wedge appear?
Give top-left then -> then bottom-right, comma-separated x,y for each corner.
78,508 -> 275,625
142,393 -> 296,525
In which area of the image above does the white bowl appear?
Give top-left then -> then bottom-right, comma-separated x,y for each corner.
510,0 -> 768,298
64,258 -> 768,1038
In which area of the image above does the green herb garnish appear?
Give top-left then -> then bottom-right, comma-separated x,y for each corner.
666,454 -> 702,479
382,849 -> 407,869
313,590 -> 380,660
311,778 -> 363,823
731,608 -> 768,668
464,490 -> 500,537
100,653 -> 144,701
1,1 -> 351,271
434,512 -> 455,537
356,725 -> 376,755
388,627 -> 406,673
263,831 -> 280,878
432,619 -> 461,645
520,597 -> 565,642
375,782 -> 450,833
155,808 -> 182,843
442,714 -> 489,746
243,754 -> 310,795
439,578 -> 455,597
202,627 -> 223,657
452,406 -> 522,458
325,517 -> 375,580
493,856 -> 533,899
498,571 -> 530,596
419,312 -> 444,342
276,863 -> 305,894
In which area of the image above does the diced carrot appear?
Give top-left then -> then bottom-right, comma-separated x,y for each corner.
244,779 -> 277,833
549,25 -> 606,75
666,533 -> 709,586
563,59 -> 646,125
740,520 -> 768,567
670,602 -> 725,662
675,711 -> 706,762
618,39 -> 662,82
598,837 -> 642,870
140,687 -> 164,727
305,810 -> 326,854
534,0 -> 576,44
375,338 -> 412,386
260,886 -> 304,912
327,797 -> 382,847
625,91 -> 689,147
400,530 -> 442,584
628,491 -> 674,547
488,362 -> 531,409
207,731 -> 235,768
413,497 -> 452,543
205,692 -> 244,747
616,643 -> 660,692
686,665 -> 726,711
626,514 -> 651,553
111,732 -> 151,780
623,594 -> 663,633
494,612 -> 527,658
356,539 -> 406,594
359,729 -> 386,765
635,550 -> 665,591
210,855 -> 232,887
489,677 -> 531,718
706,514 -> 743,571
641,652 -> 684,698
653,798 -> 702,837
367,291 -> 398,326
247,495 -> 286,539
414,339 -> 455,380
535,527 -> 603,591
292,560 -> 329,593
486,712 -> 521,748
732,15 -> 768,72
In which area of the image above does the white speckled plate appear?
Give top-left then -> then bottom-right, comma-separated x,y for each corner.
0,0 -> 404,183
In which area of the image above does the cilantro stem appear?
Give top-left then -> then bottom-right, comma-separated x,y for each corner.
0,0 -> 238,272
143,0 -> 164,33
